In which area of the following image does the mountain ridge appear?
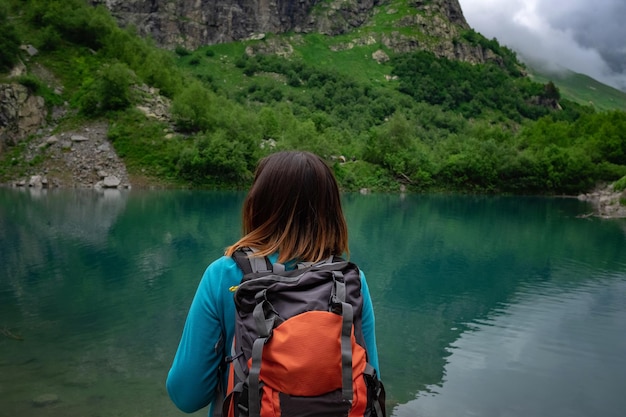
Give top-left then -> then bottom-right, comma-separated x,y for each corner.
89,0 -> 504,65
89,0 -> 467,49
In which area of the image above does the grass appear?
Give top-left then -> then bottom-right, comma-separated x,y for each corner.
107,110 -> 182,181
0,137 -> 37,181
369,0 -> 423,28
176,3 -> 421,89
528,68 -> 626,112
183,44 -> 249,89
297,33 -> 393,84
179,32 -> 397,101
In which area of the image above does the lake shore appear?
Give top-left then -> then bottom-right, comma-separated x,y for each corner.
2,119 -> 625,218
577,184 -> 626,218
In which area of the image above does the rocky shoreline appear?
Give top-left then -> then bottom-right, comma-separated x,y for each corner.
576,184 -> 626,219
2,57 -> 169,190
6,121 -> 131,190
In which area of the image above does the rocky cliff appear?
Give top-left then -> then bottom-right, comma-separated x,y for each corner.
0,83 -> 46,153
90,0 -> 330,49
90,0 -> 485,63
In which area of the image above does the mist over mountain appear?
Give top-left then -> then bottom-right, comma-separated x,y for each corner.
458,0 -> 626,92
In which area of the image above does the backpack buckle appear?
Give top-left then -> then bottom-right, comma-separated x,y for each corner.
237,383 -> 250,416
237,403 -> 249,416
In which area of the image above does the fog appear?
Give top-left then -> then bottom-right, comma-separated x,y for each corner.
458,0 -> 626,92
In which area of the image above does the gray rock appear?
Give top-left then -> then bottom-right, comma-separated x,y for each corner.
103,175 -> 121,188
20,44 -> 39,57
372,49 -> 390,63
0,83 -> 47,150
29,175 -> 42,188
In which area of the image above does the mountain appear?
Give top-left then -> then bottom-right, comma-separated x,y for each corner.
90,0 -> 626,114
1,0 -> 626,197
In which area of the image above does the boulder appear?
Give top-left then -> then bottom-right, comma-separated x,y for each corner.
103,175 -> 121,188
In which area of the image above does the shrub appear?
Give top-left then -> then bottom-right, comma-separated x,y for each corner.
171,82 -> 216,132
17,74 -> 44,93
614,176 -> 626,192
175,45 -> 191,56
0,4 -> 21,72
177,130 -> 251,184
27,0 -> 116,50
78,62 -> 135,116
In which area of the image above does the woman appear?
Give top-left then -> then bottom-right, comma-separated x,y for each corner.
166,151 -> 380,415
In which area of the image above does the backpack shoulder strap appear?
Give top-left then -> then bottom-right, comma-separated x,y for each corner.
232,247 -> 272,275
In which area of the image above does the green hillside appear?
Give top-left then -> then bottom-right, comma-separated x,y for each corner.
1,0 -> 626,195
528,67 -> 626,112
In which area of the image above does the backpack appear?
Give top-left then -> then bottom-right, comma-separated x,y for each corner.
220,247 -> 386,417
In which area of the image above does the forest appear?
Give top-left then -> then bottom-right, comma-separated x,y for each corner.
1,0 -> 626,195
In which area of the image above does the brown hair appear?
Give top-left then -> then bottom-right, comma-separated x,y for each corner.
225,151 -> 349,263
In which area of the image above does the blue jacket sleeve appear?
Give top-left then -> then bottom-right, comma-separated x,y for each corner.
166,256 -> 240,413
360,270 -> 380,377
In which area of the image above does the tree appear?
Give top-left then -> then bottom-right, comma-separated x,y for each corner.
171,82 -> 216,132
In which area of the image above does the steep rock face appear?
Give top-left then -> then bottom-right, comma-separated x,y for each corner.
375,0 -> 496,63
0,83 -> 47,154
91,0 -> 473,56
91,0 -> 323,49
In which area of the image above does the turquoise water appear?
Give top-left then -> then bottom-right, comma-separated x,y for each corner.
1,188 -> 625,417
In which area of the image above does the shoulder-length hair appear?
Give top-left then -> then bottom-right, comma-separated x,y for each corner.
225,151 -> 349,263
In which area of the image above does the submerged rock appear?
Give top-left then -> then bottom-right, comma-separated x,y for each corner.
32,393 -> 59,407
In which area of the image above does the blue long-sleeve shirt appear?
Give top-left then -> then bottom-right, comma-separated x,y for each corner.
166,253 -> 380,415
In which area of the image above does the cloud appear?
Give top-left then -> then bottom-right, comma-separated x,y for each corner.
458,0 -> 626,91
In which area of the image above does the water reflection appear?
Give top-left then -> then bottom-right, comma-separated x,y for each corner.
393,277 -> 626,417
343,193 -> 626,412
1,189 -> 245,417
1,189 -> 626,417
3,187 -> 129,244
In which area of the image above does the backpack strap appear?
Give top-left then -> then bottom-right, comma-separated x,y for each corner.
233,248 -> 341,274
364,363 -> 386,417
232,247 -> 272,275
330,269 -> 355,403
294,254 -> 336,270
249,286 -> 280,416
212,334 -> 226,417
